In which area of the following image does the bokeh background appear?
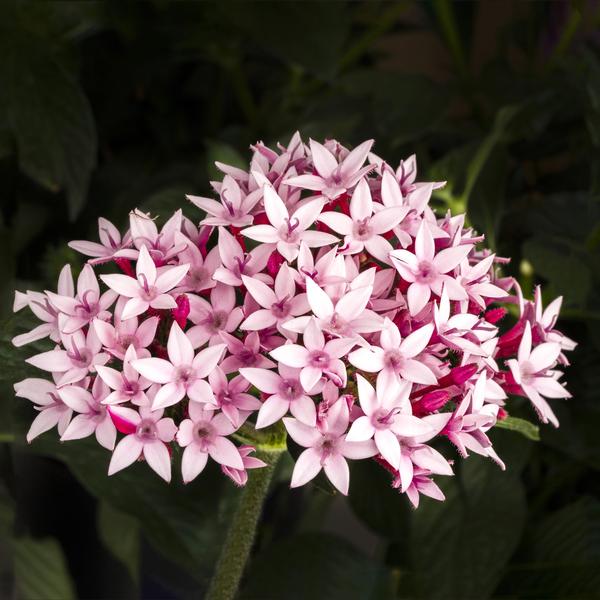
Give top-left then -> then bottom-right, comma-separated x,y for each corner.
1,1 -> 600,598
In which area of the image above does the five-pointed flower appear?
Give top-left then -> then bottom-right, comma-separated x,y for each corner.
318,178 -> 408,263
131,322 -> 226,410
241,185 -> 337,261
108,406 -> 177,481
101,245 -> 189,320
176,404 -> 244,483
284,397 -> 377,495
349,317 -> 436,386
390,221 -> 472,315
270,318 -> 356,391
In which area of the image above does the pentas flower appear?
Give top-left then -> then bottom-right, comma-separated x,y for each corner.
12,134 -> 575,505
131,322 -> 226,410
176,404 -> 244,484
69,217 -> 132,265
349,318 -> 436,386
390,221 -> 472,315
241,364 -> 318,428
506,322 -> 569,427
241,185 -> 337,261
270,318 -> 356,391
101,245 -> 189,320
58,377 -> 116,450
284,396 -> 377,495
318,178 -> 407,263
108,406 -> 177,481
347,374 -> 433,469
285,138 -> 375,200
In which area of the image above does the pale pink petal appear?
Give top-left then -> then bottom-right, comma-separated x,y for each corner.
370,207 -> 409,234
400,323 -> 434,358
166,323 -> 194,367
152,382 -> 185,410
399,360 -> 437,385
534,376 -> 571,399
136,245 -> 157,284
143,441 -> 172,482
100,274 -> 139,297
323,453 -> 350,495
192,343 -> 227,378
57,386 -> 92,412
186,379 -> 215,404
121,298 -> 150,320
375,429 -> 401,469
289,395 -> 317,427
283,174 -> 327,191
529,343 -> 561,372
241,275 -> 277,308
95,365 -> 124,391
241,225 -> 279,243
318,212 -> 353,235
433,244 -> 472,273
309,139 -> 337,176
305,278 -> 334,319
407,282 -> 431,315
131,358 -> 175,384
239,368 -> 281,394
208,437 -> 244,469
303,318 -> 324,350
415,221 -> 435,262
26,350 -> 71,372
345,416 -> 375,442
283,417 -> 321,447
364,236 -> 394,264
108,436 -> 143,475
256,395 -> 289,428
340,139 -> 373,178
149,294 -> 178,311
60,415 -> 97,441
348,347 -> 384,373
335,286 -> 371,321
290,447 -> 322,488
339,439 -> 378,459
519,322 -> 532,362
293,198 -> 325,231
356,374 -> 377,415
270,344 -> 309,368
300,366 -> 322,392
156,264 -> 190,293
263,185 -> 288,228
181,444 -> 209,483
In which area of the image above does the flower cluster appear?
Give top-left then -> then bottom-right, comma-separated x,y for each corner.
13,134 -> 576,507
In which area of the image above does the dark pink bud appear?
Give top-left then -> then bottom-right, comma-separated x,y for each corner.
172,294 -> 190,328
198,225 -> 212,258
497,407 -> 508,420
108,408 -> 137,435
267,250 -> 285,278
413,390 -> 450,415
485,307 -> 507,324
450,363 -> 478,385
114,257 -> 135,277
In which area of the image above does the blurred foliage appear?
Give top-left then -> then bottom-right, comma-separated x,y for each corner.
1,0 -> 600,598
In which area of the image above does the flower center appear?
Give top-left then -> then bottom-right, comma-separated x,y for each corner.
136,419 -> 157,441
309,350 -> 330,369
188,267 -> 209,289
175,366 -> 195,386
383,349 -> 405,371
271,297 -> 290,319
280,218 -> 300,243
279,379 -> 302,400
520,361 -> 536,385
209,311 -> 228,332
416,261 -> 437,283
353,218 -> 372,241
194,421 -> 214,446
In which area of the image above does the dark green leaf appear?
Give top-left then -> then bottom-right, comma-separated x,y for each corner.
409,456 -> 526,599
241,532 -> 395,600
0,30 -> 97,219
14,537 -> 76,600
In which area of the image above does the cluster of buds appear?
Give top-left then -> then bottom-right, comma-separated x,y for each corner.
12,134 -> 575,507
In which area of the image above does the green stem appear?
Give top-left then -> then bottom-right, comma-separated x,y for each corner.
206,448 -> 284,600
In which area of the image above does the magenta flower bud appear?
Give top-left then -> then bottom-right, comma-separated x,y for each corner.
172,294 -> 190,329
484,307 -> 507,324
450,364 -> 478,385
267,250 -> 285,277
413,390 -> 450,415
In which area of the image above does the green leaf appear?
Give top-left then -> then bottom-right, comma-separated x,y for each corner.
494,416 -> 540,441
240,532 -> 395,600
409,456 -> 527,599
14,537 -> 76,600
97,501 -> 140,585
21,435 -> 236,585
506,497 -> 600,598
0,29 -> 97,220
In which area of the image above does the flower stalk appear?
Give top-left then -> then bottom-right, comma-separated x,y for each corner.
206,443 -> 285,600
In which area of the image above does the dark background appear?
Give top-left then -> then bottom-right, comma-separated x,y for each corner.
1,1 -> 600,598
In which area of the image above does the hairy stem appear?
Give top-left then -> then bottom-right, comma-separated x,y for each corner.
205,448 -> 284,600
